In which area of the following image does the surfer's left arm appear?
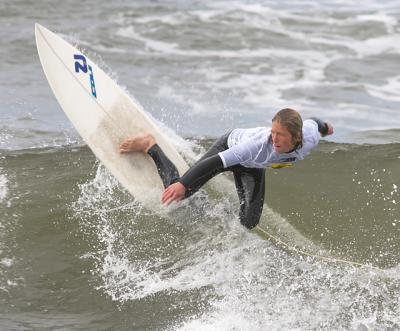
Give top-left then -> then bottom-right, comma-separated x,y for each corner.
161,153 -> 224,205
298,118 -> 334,158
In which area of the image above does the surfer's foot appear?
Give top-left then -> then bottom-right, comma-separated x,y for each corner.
119,133 -> 156,154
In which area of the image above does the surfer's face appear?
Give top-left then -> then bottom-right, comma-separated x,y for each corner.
271,121 -> 295,153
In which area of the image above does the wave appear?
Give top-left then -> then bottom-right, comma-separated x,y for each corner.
3,136 -> 395,267
0,169 -> 8,203
0,118 -> 399,330
65,145 -> 400,330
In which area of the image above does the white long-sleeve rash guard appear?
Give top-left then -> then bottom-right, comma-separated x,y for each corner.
218,119 -> 321,169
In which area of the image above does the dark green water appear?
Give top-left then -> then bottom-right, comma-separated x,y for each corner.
0,139 -> 399,330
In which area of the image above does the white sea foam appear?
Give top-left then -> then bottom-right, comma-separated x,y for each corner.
4,0 -> 400,152
0,258 -> 14,268
365,75 -> 400,102
111,3 -> 400,135
173,251 -> 395,330
32,1 -> 400,146
75,157 -> 400,330
117,25 -> 338,61
0,170 -> 8,203
156,85 -> 214,115
72,130 -> 400,330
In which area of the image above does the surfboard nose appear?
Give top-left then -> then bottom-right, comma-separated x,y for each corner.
35,23 -> 50,39
35,23 -> 41,34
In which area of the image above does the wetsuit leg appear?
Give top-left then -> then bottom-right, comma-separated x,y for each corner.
147,132 -> 230,190
232,166 -> 265,229
147,134 -> 266,230
147,144 -> 180,188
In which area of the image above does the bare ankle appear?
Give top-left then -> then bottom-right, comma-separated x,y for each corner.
144,134 -> 156,153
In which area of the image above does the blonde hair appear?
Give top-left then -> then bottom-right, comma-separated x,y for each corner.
272,108 -> 303,149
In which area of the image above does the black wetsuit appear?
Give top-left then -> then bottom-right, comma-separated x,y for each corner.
148,131 -> 264,229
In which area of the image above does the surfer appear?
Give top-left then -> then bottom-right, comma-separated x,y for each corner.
120,108 -> 333,229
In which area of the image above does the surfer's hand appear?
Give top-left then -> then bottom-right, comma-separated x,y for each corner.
162,182 -> 186,206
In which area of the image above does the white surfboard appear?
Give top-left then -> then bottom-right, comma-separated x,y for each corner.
35,23 -> 189,208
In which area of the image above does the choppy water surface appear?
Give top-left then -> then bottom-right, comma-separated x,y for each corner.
1,0 -> 400,329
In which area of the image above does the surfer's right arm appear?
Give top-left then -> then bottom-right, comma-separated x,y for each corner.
162,147 -> 248,205
163,142 -> 256,205
178,154 -> 226,196
161,134 -> 260,205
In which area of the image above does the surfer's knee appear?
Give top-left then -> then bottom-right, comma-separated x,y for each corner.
240,215 -> 260,229
239,199 -> 264,229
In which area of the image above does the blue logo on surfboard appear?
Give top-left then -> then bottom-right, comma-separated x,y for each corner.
73,54 -> 97,98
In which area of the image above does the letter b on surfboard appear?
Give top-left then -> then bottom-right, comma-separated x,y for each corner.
74,54 -> 97,98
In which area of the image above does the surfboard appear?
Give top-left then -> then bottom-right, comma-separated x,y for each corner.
35,23 -> 189,208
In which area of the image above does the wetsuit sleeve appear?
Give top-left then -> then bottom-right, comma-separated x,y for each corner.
309,117 -> 329,136
178,154 -> 224,197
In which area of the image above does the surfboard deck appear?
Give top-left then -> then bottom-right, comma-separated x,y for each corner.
35,23 -> 189,208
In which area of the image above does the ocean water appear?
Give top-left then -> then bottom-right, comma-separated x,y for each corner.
1,0 -> 400,330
